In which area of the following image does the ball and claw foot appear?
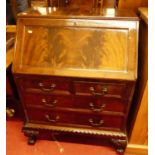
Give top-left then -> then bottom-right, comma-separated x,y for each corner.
28,136 -> 36,145
111,138 -> 127,155
23,129 -> 39,145
116,148 -> 125,154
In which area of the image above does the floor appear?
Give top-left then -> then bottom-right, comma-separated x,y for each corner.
6,120 -> 135,155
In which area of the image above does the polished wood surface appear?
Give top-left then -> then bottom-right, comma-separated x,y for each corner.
17,7 -> 138,19
12,8 -> 139,154
13,8 -> 139,80
26,107 -> 124,130
16,75 -> 134,117
23,26 -> 128,70
23,93 -> 127,113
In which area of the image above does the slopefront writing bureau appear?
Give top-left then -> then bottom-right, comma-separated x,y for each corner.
12,7 -> 139,154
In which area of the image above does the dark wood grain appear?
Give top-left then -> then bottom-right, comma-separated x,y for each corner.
22,26 -> 128,70
23,92 -> 128,113
26,107 -> 124,130
19,76 -> 71,94
74,81 -> 127,98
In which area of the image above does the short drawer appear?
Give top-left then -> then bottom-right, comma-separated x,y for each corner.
74,81 -> 126,98
19,77 -> 70,94
23,93 -> 126,113
26,108 -> 124,130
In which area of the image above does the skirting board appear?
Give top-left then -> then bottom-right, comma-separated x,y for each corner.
125,144 -> 148,155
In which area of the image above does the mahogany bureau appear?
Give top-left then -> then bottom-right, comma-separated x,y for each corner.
12,7 -> 139,154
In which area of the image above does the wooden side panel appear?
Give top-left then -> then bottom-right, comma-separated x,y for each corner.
137,19 -> 148,96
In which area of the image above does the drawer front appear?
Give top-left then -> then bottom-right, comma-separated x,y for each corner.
23,93 -> 73,108
74,96 -> 127,113
74,81 -> 126,98
26,108 -> 124,130
19,77 -> 70,93
23,93 -> 126,113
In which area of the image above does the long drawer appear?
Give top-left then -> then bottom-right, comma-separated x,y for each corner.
23,92 -> 127,113
26,108 -> 124,130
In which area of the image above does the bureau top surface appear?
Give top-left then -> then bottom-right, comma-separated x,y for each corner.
18,7 -> 138,21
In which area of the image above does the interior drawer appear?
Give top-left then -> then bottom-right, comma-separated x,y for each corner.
74,81 -> 126,98
26,108 -> 124,130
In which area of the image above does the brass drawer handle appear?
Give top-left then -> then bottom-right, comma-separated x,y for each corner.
45,114 -> 60,123
89,86 -> 108,96
42,98 -> 57,107
89,118 -> 104,127
89,102 -> 106,112
38,83 -> 56,92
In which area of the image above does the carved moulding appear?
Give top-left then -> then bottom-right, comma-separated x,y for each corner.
23,122 -> 128,154
23,123 -> 127,138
